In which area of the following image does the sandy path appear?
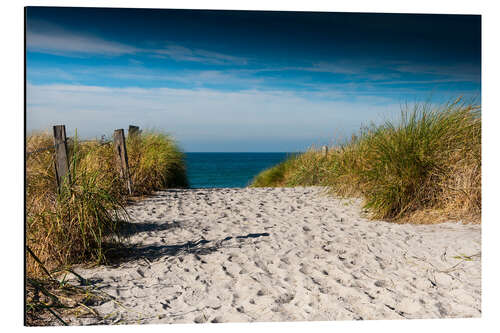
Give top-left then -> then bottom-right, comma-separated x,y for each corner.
69,187 -> 481,325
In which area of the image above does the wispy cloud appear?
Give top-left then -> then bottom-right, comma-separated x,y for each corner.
153,45 -> 248,65
26,82 -> 405,151
28,65 -> 266,90
26,19 -> 479,86
231,61 -> 478,84
303,61 -> 374,76
27,20 -> 139,56
27,20 -> 249,66
27,63 -> 480,106
292,60 -> 480,84
391,63 -> 481,83
246,59 -> 480,84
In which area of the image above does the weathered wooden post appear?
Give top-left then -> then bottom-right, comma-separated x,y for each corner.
322,145 -> 328,157
128,125 -> 140,139
53,125 -> 71,190
113,129 -> 133,195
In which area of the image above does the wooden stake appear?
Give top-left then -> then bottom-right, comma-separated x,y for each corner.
53,125 -> 71,190
322,145 -> 328,157
113,129 -> 133,195
128,125 -> 140,139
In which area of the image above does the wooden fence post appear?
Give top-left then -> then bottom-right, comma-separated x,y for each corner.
113,129 -> 133,195
53,125 -> 71,190
128,125 -> 140,139
322,145 -> 328,157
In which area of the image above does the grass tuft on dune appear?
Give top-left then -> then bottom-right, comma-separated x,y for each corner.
251,98 -> 481,223
127,131 -> 188,194
26,130 -> 188,277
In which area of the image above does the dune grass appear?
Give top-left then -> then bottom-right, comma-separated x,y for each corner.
26,133 -> 124,278
26,130 -> 188,278
251,98 -> 481,223
127,131 -> 188,194
250,153 -> 299,187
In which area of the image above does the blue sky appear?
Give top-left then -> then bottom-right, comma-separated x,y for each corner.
26,7 -> 481,152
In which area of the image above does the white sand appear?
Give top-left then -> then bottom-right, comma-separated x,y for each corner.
68,187 -> 481,325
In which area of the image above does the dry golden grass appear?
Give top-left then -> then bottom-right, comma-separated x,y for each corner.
26,129 -> 188,324
26,130 -> 188,277
26,132 -> 126,277
252,98 -> 481,224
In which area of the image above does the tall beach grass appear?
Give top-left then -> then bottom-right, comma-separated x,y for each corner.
26,130 -> 188,277
251,98 -> 481,223
127,131 -> 188,194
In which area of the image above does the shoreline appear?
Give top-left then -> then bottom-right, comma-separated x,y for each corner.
62,187 -> 480,325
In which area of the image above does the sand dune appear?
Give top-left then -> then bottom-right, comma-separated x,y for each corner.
67,187 -> 481,325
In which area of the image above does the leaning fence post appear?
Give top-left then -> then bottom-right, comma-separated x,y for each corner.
53,125 -> 71,191
113,129 -> 133,195
128,125 -> 140,139
322,145 -> 328,157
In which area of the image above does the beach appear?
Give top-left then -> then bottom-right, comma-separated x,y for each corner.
66,187 -> 481,325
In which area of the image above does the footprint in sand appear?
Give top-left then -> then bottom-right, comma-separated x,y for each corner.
183,288 -> 205,306
275,293 -> 295,304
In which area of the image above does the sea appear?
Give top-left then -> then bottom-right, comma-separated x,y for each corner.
185,152 -> 292,188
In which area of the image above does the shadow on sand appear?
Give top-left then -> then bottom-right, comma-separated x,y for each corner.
118,220 -> 183,237
106,222 -> 270,265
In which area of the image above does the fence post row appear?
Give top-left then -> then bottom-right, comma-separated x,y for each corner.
128,125 -> 140,138
322,145 -> 328,157
113,129 -> 133,195
53,125 -> 71,191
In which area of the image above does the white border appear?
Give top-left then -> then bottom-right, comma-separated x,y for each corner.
2,1 -> 498,332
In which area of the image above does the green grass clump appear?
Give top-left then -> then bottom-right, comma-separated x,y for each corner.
26,133 -> 126,277
26,130 -> 188,277
251,98 -> 481,223
251,154 -> 298,187
127,131 -> 188,194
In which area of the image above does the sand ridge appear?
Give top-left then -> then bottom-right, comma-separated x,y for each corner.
68,187 -> 481,325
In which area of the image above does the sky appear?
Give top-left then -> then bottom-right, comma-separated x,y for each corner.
26,7 -> 481,152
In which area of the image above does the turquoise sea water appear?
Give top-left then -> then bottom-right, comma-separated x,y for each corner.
185,152 -> 292,188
